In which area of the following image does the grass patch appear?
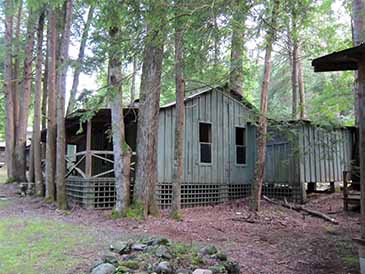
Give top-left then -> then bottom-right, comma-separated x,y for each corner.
0,217 -> 93,274
0,167 -> 8,184
0,199 -> 10,209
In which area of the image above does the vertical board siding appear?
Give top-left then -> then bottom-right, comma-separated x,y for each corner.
157,89 -> 255,186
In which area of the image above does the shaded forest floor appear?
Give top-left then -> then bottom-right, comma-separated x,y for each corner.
0,181 -> 360,274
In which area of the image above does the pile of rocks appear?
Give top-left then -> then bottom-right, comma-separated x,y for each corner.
90,237 -> 240,274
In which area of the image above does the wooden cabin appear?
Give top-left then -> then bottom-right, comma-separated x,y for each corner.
50,86 -> 355,209
265,120 -> 354,203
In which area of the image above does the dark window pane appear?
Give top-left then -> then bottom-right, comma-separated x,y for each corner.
199,123 -> 211,143
200,143 -> 212,163
236,146 -> 246,164
236,127 -> 245,146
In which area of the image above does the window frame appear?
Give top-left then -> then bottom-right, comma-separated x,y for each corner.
235,125 -> 247,166
198,121 -> 213,165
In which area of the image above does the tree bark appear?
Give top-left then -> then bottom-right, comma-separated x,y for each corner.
66,4 -> 94,115
33,11 -> 45,196
56,0 -> 73,209
130,57 -> 137,104
170,0 -> 185,219
134,0 -> 167,217
14,8 -> 36,183
4,0 -> 15,181
291,39 -> 298,119
297,43 -> 305,119
229,0 -> 246,95
109,26 -> 130,216
45,8 -> 58,201
250,0 -> 280,212
353,0 -> 365,127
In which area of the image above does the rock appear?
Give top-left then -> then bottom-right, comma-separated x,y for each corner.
208,265 -> 226,274
223,261 -> 240,274
192,269 -> 213,274
176,269 -> 192,274
90,263 -> 116,274
155,261 -> 174,274
200,245 -> 217,256
149,237 -> 170,246
116,265 -> 131,273
212,252 -> 227,261
110,240 -> 132,255
132,243 -> 147,251
101,254 -> 119,266
156,246 -> 173,260
120,260 -> 140,270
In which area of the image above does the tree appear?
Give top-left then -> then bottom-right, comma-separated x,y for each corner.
170,0 -> 185,219
250,0 -> 280,212
134,0 -> 167,217
56,0 -> 73,209
45,7 -> 58,201
4,0 -> 15,181
229,0 -> 247,95
67,3 -> 95,115
14,6 -> 36,183
33,10 -> 45,196
297,43 -> 305,119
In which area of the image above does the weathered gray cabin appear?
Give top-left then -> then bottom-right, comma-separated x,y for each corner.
48,86 -> 355,209
265,120 -> 354,202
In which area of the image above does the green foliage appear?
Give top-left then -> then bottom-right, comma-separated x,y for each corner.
125,202 -> 144,220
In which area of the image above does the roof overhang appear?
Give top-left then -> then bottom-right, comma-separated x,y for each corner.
312,44 -> 365,72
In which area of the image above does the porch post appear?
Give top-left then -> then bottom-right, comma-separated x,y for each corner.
85,120 -> 92,177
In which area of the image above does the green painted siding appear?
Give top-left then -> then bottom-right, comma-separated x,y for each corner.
157,89 -> 256,185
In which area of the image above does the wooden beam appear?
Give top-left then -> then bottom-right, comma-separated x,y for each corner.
359,61 -> 365,240
85,120 -> 92,177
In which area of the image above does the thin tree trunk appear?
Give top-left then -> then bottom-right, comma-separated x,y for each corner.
14,9 -> 36,183
170,0 -> 185,219
134,0 -> 167,217
109,25 -> 130,216
229,0 -> 246,95
353,0 -> 365,127
56,0 -> 73,209
298,43 -> 305,119
130,57 -> 137,104
28,142 -> 34,189
34,11 -> 45,196
250,0 -> 280,212
67,4 -> 94,115
291,39 -> 298,119
4,0 -> 15,181
45,8 -> 58,201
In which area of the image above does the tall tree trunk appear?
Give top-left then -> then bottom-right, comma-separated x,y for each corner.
45,8 -> 58,201
4,0 -> 15,181
130,57 -> 137,104
291,39 -> 298,119
170,0 -> 185,219
250,0 -> 280,212
297,43 -> 305,119
13,0 -> 23,135
109,26 -> 130,216
56,0 -> 73,209
14,9 -> 36,183
134,0 -> 167,217
353,0 -> 365,127
229,0 -> 246,95
66,4 -> 94,115
34,11 -> 45,196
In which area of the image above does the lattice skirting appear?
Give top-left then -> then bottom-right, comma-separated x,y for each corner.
66,177 -> 303,209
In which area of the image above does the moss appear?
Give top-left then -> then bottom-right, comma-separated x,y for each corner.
120,260 -> 140,269
125,202 -> 144,220
343,255 -> 358,268
111,209 -> 127,219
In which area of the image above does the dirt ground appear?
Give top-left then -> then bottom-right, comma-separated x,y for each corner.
0,183 -> 361,274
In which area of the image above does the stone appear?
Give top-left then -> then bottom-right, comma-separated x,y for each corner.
90,263 -> 116,274
223,261 -> 240,274
212,252 -> 227,261
155,246 -> 173,260
208,265 -> 226,274
120,260 -> 140,270
155,261 -> 174,274
132,243 -> 147,251
200,245 -> 217,256
149,237 -> 170,246
101,254 -> 119,266
192,269 -> 213,274
110,240 -> 132,255
176,269 -> 192,274
116,265 -> 130,273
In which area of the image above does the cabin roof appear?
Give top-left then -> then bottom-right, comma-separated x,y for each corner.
312,44 -> 365,72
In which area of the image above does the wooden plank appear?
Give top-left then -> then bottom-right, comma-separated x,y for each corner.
85,120 -> 92,177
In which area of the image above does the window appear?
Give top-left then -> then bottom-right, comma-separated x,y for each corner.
199,122 -> 212,163
235,127 -> 246,165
